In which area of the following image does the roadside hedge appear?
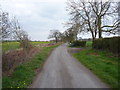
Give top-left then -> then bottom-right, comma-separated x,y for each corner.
70,40 -> 86,47
92,37 -> 120,56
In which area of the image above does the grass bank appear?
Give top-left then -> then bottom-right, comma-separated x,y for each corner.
73,48 -> 118,88
2,44 -> 60,88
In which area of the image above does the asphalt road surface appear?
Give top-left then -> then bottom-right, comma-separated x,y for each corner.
31,44 -> 109,88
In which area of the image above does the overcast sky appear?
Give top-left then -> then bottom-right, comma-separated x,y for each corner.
1,0 -> 118,41
1,0 -> 71,41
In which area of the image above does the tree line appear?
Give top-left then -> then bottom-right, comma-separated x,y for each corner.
48,0 -> 119,43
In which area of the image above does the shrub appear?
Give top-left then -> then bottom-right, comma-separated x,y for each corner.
20,40 -> 33,52
70,40 -> 86,47
92,37 -> 120,56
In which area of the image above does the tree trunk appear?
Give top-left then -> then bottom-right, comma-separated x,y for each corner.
91,31 -> 95,40
55,37 -> 57,43
98,16 -> 102,38
89,27 -> 95,40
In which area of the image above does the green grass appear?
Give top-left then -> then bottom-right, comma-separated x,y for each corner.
2,42 -> 20,53
2,44 -> 59,88
31,41 -> 50,45
73,48 -> 118,88
86,41 -> 92,48
2,41 -> 50,53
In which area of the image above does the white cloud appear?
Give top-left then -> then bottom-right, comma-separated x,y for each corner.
1,0 -> 69,41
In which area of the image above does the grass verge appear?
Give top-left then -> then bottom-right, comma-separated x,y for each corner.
2,44 -> 59,88
73,48 -> 118,88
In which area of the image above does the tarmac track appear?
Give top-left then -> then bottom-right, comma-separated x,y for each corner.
31,44 -> 109,88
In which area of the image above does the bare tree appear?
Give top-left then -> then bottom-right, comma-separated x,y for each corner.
90,1 -> 119,38
66,0 -> 97,39
65,19 -> 81,40
0,11 -> 11,40
61,29 -> 75,43
48,29 -> 61,43
11,17 -> 32,52
118,2 -> 120,35
61,31 -> 70,42
66,0 -> 120,39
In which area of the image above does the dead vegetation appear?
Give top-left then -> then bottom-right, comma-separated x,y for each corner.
2,42 -> 61,77
2,47 -> 40,77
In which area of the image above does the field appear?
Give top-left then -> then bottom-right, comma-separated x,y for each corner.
31,41 -> 50,45
2,41 -> 50,53
72,41 -> 119,88
2,42 -> 20,53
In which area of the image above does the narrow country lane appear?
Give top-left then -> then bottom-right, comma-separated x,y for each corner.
31,44 -> 109,88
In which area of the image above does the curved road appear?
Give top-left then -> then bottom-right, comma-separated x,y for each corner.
31,44 -> 109,88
